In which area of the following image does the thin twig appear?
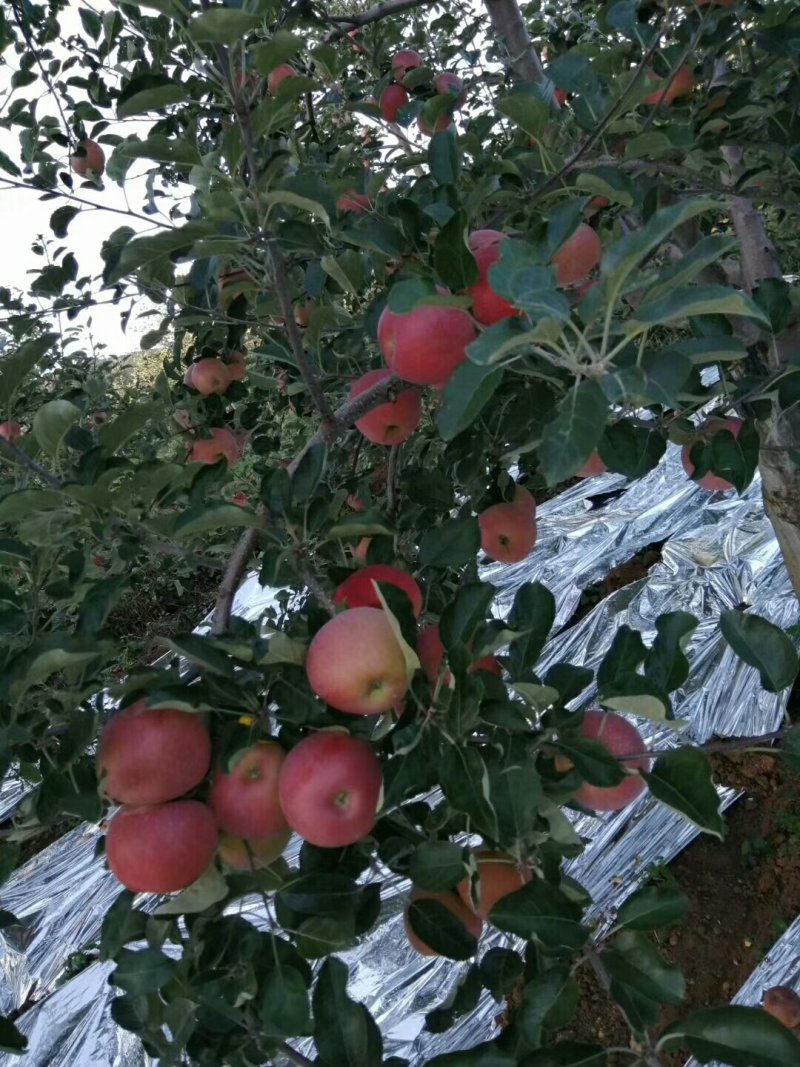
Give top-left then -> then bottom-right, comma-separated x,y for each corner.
324,0 -> 436,40
0,440 -> 61,486
0,176 -> 166,228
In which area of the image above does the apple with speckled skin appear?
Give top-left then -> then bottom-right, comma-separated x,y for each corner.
184,358 -> 231,396
188,428 -> 240,468
551,224 -> 602,287
479,502 -> 537,563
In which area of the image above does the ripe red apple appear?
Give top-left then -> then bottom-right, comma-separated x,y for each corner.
333,563 -> 423,617
457,850 -> 532,920
294,301 -> 313,327
184,357 -> 232,396
551,224 -> 602,288
681,417 -> 743,491
278,730 -> 383,847
106,801 -> 218,894
417,112 -> 452,136
577,450 -> 608,478
209,741 -> 289,840
347,493 -> 365,513
97,701 -> 211,805
479,502 -> 537,563
337,190 -> 371,213
225,350 -> 247,381
403,888 -> 483,956
350,368 -> 422,445
392,49 -> 423,84
469,229 -> 506,252
217,828 -> 291,871
568,710 -> 650,812
433,71 -> 466,108
380,84 -> 410,122
586,196 -> 610,216
467,232 -> 519,326
0,422 -> 22,443
645,65 -> 694,106
267,64 -> 296,94
418,623 -> 498,683
512,485 -> 536,516
70,138 -> 105,177
306,606 -> 409,715
378,301 -> 477,387
763,986 -> 800,1029
187,427 -> 240,468
470,653 -> 502,675
554,88 -> 568,106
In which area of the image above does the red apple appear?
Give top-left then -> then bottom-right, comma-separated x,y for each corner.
551,224 -> 602,287
209,741 -> 289,840
337,190 -> 371,213
217,828 -> 291,871
333,563 -> 423,617
681,417 -> 743,491
392,49 -> 423,84
470,653 -> 502,676
231,493 -> 248,506
0,422 -> 22,443
106,801 -> 218,894
268,64 -> 296,94
278,730 -> 383,847
70,139 -> 105,177
306,607 -> 409,715
479,502 -> 537,563
457,850 -> 532,920
467,235 -> 519,326
555,88 -> 568,106
469,229 -> 506,252
97,701 -> 211,805
433,71 -> 466,107
567,710 -> 650,812
184,357 -> 232,396
512,485 -> 536,516
645,66 -> 694,107
378,301 -> 476,387
404,888 -> 483,956
763,986 -> 800,1029
418,623 -> 497,683
417,112 -> 452,136
225,351 -> 247,381
187,427 -> 240,468
577,451 -> 608,478
380,84 -> 410,122
350,368 -> 421,445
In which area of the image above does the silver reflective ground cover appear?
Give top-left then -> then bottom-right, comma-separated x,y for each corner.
0,443 -> 797,1067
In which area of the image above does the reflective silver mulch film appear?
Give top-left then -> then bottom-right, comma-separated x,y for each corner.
0,444 -> 797,1066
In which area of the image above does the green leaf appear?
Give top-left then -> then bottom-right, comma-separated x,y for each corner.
434,210 -> 479,291
629,285 -> 770,330
159,634 -> 238,677
0,489 -> 64,523
0,150 -> 22,178
720,609 -> 799,692
261,967 -> 310,1037
49,205 -> 81,238
441,746 -> 499,840
666,336 -> 747,364
485,740 -> 542,842
538,380 -> 608,486
496,88 -> 549,138
555,735 -> 626,788
97,402 -> 163,453
251,31 -> 304,74
612,884 -> 688,932
645,612 -> 698,692
516,966 -> 579,1047
313,958 -> 383,1067
172,503 -> 262,538
507,582 -> 556,675
277,874 -> 362,916
111,948 -> 178,994
117,135 -> 202,168
189,8 -> 260,43
440,582 -> 496,649
659,1005 -> 800,1066
32,399 -> 81,456
99,890 -> 147,961
407,898 -> 480,960
409,841 -> 470,891
105,220 -> 208,283
575,166 -> 636,207
466,318 -> 536,367
489,879 -> 589,951
387,277 -> 439,313
437,362 -> 504,442
118,82 -> 188,118
599,420 -> 666,479
295,914 -> 356,958
645,748 -> 725,838
645,235 -> 739,302
420,517 -> 480,569
426,964 -> 483,1034
480,947 -> 525,1000
753,277 -> 792,333
428,127 -> 460,185
602,929 -> 685,1006
292,442 -> 326,503
264,190 -> 330,228
0,1016 -> 27,1055
154,864 -> 228,915
488,242 -> 571,321
0,334 -> 56,399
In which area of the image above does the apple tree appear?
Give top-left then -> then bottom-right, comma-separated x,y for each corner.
1,0 -> 800,1063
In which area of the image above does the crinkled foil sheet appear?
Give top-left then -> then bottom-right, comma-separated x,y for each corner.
0,444 -> 797,1066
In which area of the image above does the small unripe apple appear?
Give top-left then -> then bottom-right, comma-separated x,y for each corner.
187,427 -> 240,468
97,701 -> 211,805
333,562 -> 423,617
433,71 -> 466,108
378,301 -> 476,387
681,417 -> 743,492
567,710 -> 650,812
645,65 -> 694,107
479,502 -> 537,563
217,829 -> 291,871
209,741 -> 289,840
392,49 -> 423,84
577,451 -> 608,478
404,888 -> 483,956
267,64 -> 296,94
278,730 -> 383,848
70,139 -> 105,177
106,800 -> 218,894
351,368 -> 422,445
306,606 -> 409,715
551,224 -> 602,288
184,357 -> 232,396
457,850 -> 532,920
0,422 -> 22,443
763,986 -> 800,1029
380,84 -> 410,122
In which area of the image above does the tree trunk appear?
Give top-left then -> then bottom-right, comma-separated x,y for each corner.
483,0 -> 545,84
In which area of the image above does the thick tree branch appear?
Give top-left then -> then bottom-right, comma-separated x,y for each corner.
721,146 -> 782,292
212,526 -> 261,636
324,0 -> 437,40
484,0 -> 545,84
